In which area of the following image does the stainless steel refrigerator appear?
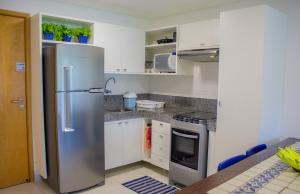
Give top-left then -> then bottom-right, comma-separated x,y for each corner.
42,44 -> 105,193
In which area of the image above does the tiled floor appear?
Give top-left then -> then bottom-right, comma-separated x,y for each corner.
0,162 -> 169,194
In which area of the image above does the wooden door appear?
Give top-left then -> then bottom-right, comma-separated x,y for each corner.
0,13 -> 29,188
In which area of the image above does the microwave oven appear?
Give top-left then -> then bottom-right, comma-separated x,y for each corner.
153,53 -> 176,73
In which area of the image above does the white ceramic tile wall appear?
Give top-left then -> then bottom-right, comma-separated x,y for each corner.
149,62 -> 219,99
104,74 -> 150,95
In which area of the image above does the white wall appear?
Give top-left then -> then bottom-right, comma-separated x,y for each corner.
149,63 -> 218,99
105,74 -> 150,95
0,0 -> 149,28
149,0 -> 300,139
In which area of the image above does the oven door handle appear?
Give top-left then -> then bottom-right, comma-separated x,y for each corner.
172,131 -> 198,139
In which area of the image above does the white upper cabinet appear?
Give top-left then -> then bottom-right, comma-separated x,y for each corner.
120,26 -> 145,73
94,23 -> 121,72
94,22 -> 145,73
178,19 -> 220,50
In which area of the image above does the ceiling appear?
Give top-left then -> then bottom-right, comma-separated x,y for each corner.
55,0 -> 240,20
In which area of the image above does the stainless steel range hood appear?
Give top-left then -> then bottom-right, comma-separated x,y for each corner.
178,48 -> 219,62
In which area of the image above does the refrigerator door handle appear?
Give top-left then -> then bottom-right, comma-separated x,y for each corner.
62,65 -> 75,133
89,88 -> 105,93
63,92 -> 75,133
63,66 -> 73,91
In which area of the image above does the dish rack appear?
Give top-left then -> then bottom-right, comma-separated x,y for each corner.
136,100 -> 165,109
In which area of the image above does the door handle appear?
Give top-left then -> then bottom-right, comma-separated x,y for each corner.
10,97 -> 25,108
172,131 -> 198,139
10,98 -> 24,103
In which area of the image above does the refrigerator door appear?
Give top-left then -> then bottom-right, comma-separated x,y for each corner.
56,91 -> 104,193
55,44 -> 104,92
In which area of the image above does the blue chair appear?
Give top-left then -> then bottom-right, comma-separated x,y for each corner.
218,155 -> 247,171
246,144 -> 267,157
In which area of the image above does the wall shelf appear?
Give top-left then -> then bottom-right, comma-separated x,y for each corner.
42,39 -> 95,46
104,71 -> 190,76
145,42 -> 176,49
41,13 -> 94,45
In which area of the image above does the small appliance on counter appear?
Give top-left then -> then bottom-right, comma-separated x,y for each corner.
123,92 -> 137,110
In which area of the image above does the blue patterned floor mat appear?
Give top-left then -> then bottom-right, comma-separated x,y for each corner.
122,176 -> 178,194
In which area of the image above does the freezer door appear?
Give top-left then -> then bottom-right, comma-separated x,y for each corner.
56,44 -> 104,92
56,91 -> 104,193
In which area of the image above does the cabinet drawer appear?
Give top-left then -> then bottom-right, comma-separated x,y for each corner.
151,143 -> 170,158
152,120 -> 170,135
152,132 -> 170,146
151,154 -> 169,170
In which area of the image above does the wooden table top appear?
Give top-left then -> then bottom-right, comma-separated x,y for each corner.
176,138 -> 299,194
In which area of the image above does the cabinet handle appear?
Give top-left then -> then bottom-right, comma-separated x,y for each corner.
118,122 -> 122,125
160,147 -> 163,151
124,121 -> 128,124
200,43 -> 205,46
123,68 -> 127,72
159,158 -> 163,162
159,135 -> 163,139
160,123 -> 163,126
116,69 -> 120,72
218,100 -> 222,107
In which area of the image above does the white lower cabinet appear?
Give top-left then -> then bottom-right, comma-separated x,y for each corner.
123,119 -> 143,165
151,154 -> 169,170
150,120 -> 171,170
105,121 -> 124,170
105,119 -> 171,171
105,119 -> 143,170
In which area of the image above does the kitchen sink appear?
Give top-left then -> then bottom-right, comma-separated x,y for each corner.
105,108 -> 132,112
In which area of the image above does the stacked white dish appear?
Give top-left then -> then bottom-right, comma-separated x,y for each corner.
136,100 -> 165,109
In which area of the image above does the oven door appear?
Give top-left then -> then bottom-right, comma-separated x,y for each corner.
171,128 -> 199,170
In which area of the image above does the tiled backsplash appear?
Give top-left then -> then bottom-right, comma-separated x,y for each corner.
104,93 -> 217,113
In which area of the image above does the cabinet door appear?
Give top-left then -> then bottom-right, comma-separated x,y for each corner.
123,119 -> 143,164
119,26 -> 145,73
94,22 -> 122,72
104,121 -> 124,170
179,19 -> 219,50
94,22 -> 145,73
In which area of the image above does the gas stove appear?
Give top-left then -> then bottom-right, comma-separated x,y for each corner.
173,111 -> 216,124
170,111 -> 216,186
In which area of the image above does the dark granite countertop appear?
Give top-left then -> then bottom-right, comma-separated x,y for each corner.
104,106 -> 217,131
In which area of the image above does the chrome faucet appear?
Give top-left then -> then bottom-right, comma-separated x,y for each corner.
104,77 -> 116,94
